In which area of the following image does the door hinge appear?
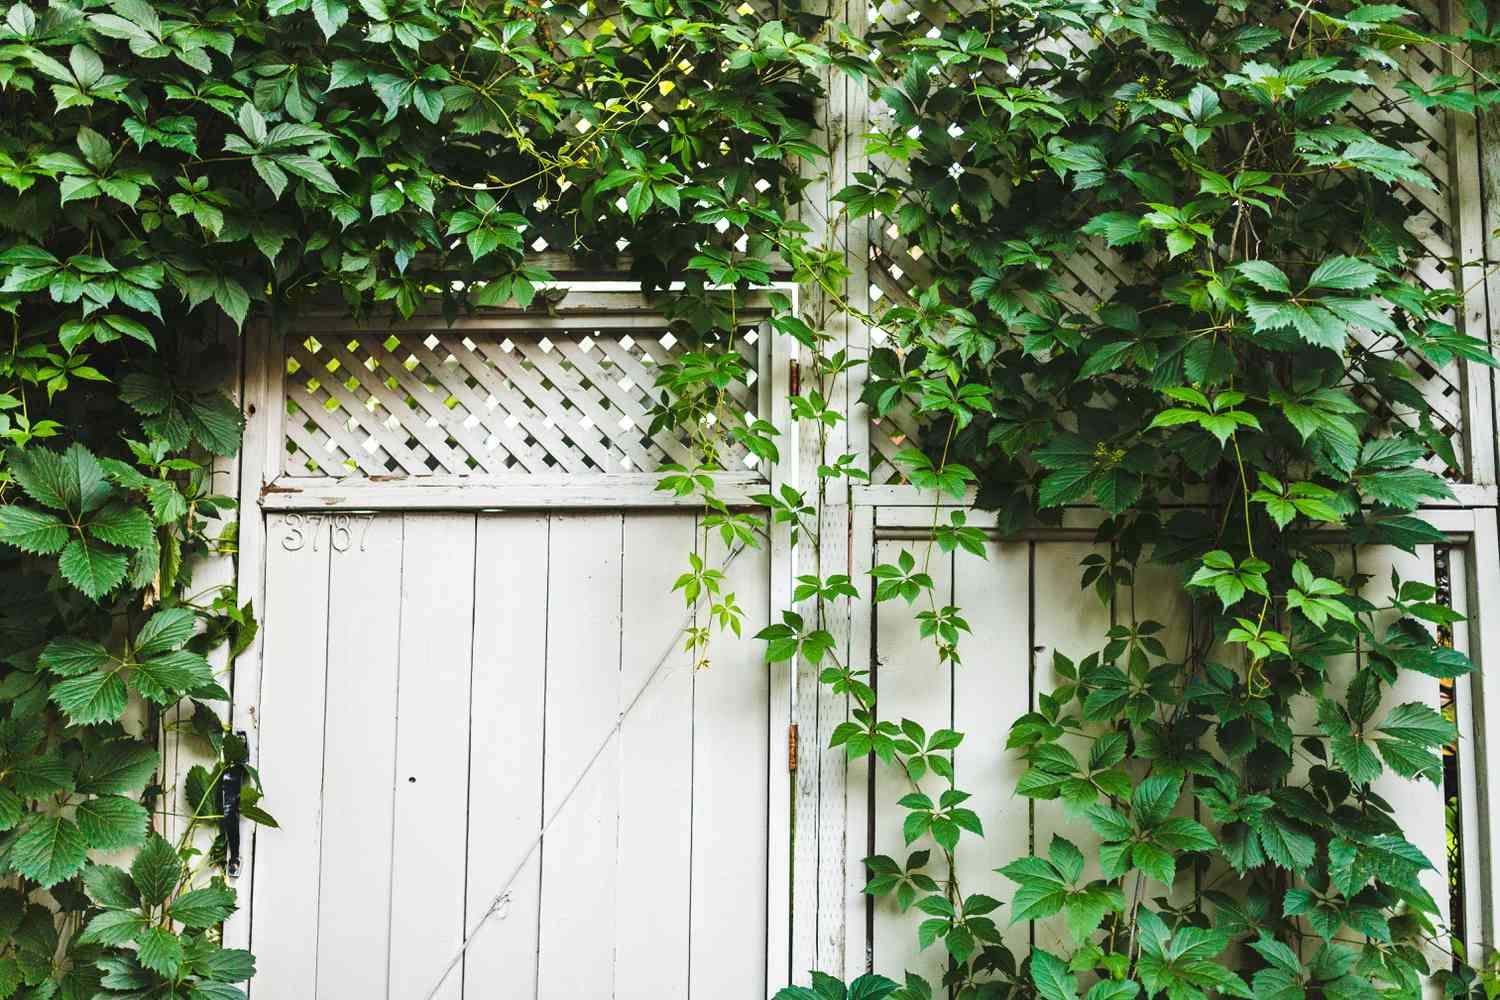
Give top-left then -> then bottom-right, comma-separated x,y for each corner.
788,722 -> 799,773
789,360 -> 800,397
221,732 -> 246,878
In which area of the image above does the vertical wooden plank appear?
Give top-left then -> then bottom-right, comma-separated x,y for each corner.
537,513 -> 624,998
462,514 -> 549,998
1463,515 -> 1500,950
952,539 -> 1031,961
246,514 -> 331,1000
792,0 -> 844,972
1362,548 -> 1450,959
226,321 -> 276,953
387,513 -> 477,1000
816,500 -> 851,974
1444,0 -> 1496,485
870,539 -> 952,986
1029,540 -> 1112,955
167,320 -> 240,850
844,506 -> 876,982
691,518 -> 773,998
616,513 -> 696,997
315,514 -> 404,1000
766,294 -> 798,995
1449,546 -> 1484,959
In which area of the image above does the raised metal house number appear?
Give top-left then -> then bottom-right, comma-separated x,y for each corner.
280,513 -> 377,552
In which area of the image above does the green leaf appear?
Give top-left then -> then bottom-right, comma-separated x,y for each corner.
79,907 -> 148,946
87,505 -> 154,549
169,882 -> 236,928
78,740 -> 160,794
82,864 -> 140,909
0,506 -> 69,554
11,815 -> 88,887
75,794 -> 149,850
1306,256 -> 1379,290
58,538 -> 129,600
131,833 -> 182,907
1377,702 -> 1455,745
50,671 -> 128,724
38,636 -> 113,676
1237,260 -> 1291,294
1132,841 -> 1176,884
1131,774 -> 1181,827
135,607 -> 196,657
137,926 -> 184,977
1030,948 -> 1078,1000
1085,981 -> 1140,1000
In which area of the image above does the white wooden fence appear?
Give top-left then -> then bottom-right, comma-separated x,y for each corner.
207,0 -> 1500,992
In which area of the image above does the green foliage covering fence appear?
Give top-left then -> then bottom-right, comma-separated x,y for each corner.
1,0 -> 1499,997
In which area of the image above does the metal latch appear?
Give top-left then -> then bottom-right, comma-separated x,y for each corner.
221,731 -> 246,877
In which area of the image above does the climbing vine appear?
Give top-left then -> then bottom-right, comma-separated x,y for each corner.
2,0 -> 1499,996
747,2 -> 1500,1000
0,0 -> 842,994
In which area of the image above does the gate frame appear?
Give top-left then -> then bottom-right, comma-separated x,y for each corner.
832,494 -> 1500,982
222,287 -> 802,995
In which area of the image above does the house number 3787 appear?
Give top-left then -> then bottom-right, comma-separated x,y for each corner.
280,513 -> 377,552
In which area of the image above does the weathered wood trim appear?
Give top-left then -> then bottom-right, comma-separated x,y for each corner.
844,504 -> 876,982
854,483 -> 1500,509
1465,510 -> 1500,952
224,320 -> 276,952
1447,0 -> 1498,486
257,472 -> 770,511
767,288 -> 799,995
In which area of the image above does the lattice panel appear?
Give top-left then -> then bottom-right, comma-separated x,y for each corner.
863,0 -> 1474,486
280,326 -> 765,479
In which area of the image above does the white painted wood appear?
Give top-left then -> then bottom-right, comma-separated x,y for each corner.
1449,546 -> 1485,960
855,484 -> 1500,512
816,501 -> 852,975
952,538 -> 1031,960
766,290 -> 799,995
1029,541 -> 1112,955
537,513 -> 624,998
692,518 -> 773,998
1464,515 -> 1500,949
259,473 -> 770,512
387,513 -> 477,1000
246,514 -> 332,999
617,513 -> 697,998
463,514 -> 549,997
869,540 -> 952,986
225,320 -> 278,953
1362,548 -> 1450,973
315,514 -> 404,1000
844,505 -> 876,982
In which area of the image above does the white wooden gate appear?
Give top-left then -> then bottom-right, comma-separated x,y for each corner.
843,507 -> 1482,983
226,292 -> 797,998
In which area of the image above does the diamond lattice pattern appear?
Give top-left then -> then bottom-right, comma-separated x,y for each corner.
863,0 -> 1471,485
281,326 -> 764,478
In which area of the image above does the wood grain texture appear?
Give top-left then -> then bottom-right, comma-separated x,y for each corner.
315,514 -> 403,1000
462,514 -> 549,997
246,514 -> 332,1000
616,513 -> 696,998
387,513 -> 477,1000
952,539 -> 1031,960
691,522 -> 774,998
869,540 -> 952,985
1027,541 -> 1112,955
537,513 -> 624,998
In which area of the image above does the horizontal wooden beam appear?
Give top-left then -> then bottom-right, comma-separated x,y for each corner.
257,472 -> 771,511
854,483 -> 1500,510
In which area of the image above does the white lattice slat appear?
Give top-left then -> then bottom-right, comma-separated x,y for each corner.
863,17 -> 1483,486
278,324 -> 765,481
